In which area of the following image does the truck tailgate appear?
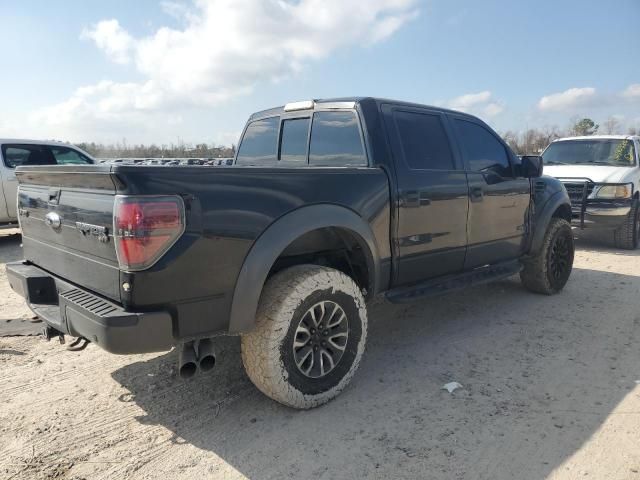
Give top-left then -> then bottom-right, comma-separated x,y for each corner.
16,165 -> 121,301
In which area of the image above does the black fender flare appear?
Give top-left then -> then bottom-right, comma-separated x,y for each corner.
228,204 -> 381,334
530,190 -> 571,255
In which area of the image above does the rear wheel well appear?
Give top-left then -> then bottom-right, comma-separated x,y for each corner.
267,227 -> 371,297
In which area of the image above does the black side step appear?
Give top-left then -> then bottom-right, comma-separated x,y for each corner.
385,260 -> 523,304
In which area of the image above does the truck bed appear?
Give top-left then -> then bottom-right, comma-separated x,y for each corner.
15,163 -> 391,340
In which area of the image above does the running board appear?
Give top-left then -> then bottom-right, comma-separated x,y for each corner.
385,260 -> 523,304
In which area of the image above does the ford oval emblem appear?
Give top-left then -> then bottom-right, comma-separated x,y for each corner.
45,211 -> 62,230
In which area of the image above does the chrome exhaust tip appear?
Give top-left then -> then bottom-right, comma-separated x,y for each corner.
197,338 -> 216,372
178,342 -> 198,379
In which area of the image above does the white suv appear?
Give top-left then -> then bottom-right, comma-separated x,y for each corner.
0,140 -> 95,229
542,135 -> 640,249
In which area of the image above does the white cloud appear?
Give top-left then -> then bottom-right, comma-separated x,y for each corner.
160,1 -> 195,21
448,91 -> 491,110
81,19 -> 133,64
447,91 -> 504,118
622,83 -> 640,99
482,102 -> 504,117
34,0 -> 419,141
537,87 -> 597,111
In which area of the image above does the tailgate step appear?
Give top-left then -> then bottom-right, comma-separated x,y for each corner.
60,289 -> 119,316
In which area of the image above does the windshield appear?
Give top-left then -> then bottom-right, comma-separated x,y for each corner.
542,139 -> 636,166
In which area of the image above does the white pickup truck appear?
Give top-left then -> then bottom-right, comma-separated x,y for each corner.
542,135 -> 640,249
0,140 -> 95,229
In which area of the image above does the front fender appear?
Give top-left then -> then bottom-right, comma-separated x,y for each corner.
228,204 -> 381,334
530,186 -> 572,255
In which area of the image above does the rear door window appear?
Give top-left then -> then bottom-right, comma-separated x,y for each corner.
309,111 -> 366,166
2,145 -> 56,167
279,117 -> 310,164
236,116 -> 280,165
393,110 -> 455,170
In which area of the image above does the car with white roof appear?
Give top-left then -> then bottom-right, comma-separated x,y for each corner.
0,139 -> 95,229
542,135 -> 640,249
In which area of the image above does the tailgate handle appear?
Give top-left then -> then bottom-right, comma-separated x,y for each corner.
48,189 -> 61,204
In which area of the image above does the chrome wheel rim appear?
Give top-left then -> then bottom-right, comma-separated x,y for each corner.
292,301 -> 349,378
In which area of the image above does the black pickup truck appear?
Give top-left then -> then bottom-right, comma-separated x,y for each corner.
7,97 -> 574,408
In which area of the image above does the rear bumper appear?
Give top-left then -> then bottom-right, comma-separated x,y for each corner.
0,221 -> 19,230
6,261 -> 174,354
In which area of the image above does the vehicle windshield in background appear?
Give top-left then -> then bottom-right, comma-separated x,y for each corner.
542,139 -> 636,167
1,144 -> 93,168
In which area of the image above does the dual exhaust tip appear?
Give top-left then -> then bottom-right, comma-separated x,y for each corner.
178,339 -> 216,379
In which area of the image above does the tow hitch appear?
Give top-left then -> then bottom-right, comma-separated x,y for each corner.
42,325 -> 89,351
43,325 -> 65,344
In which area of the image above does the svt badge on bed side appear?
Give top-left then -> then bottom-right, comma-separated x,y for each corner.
76,222 -> 109,243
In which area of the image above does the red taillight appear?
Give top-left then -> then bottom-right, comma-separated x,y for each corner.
113,196 -> 185,271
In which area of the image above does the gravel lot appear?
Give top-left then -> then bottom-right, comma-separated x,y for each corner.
1,229 -> 639,480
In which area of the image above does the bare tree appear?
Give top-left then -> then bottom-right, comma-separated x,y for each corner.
500,125 -> 564,155
75,142 -> 235,159
603,116 -> 621,134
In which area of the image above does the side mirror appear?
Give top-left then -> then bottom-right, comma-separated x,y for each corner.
520,155 -> 543,178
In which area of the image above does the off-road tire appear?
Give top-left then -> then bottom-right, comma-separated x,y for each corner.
520,218 -> 574,295
241,265 -> 368,409
613,199 -> 640,250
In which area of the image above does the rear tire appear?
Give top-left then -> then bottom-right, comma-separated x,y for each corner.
241,265 -> 368,409
613,199 -> 640,250
521,218 -> 574,295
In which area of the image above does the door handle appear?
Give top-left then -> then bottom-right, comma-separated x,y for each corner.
470,186 -> 484,202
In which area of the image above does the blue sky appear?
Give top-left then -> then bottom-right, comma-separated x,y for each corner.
0,0 -> 638,145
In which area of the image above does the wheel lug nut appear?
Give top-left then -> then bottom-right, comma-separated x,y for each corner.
314,345 -> 319,351
323,330 -> 328,335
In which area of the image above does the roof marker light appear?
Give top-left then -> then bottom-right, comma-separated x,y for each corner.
284,100 -> 314,112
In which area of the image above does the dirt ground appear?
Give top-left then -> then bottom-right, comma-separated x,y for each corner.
1,229 -> 639,480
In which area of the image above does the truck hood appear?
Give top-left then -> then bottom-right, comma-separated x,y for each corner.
543,164 -> 636,184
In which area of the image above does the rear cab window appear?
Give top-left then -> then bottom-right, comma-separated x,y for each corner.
280,117 -> 310,164
2,144 -> 92,168
309,111 -> 366,166
236,116 -> 280,165
235,109 -> 366,167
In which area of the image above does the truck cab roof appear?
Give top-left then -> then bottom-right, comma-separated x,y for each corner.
248,97 -> 479,121
552,135 -> 640,142
0,138 -> 78,146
